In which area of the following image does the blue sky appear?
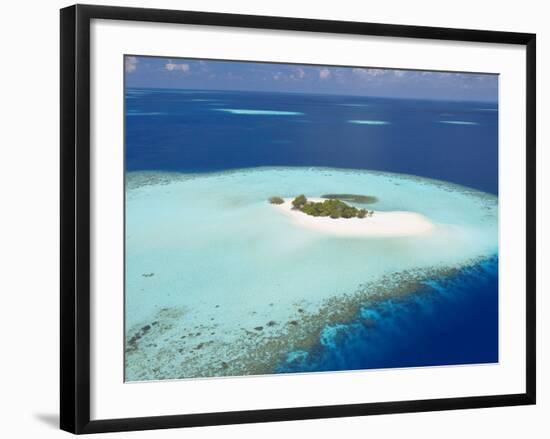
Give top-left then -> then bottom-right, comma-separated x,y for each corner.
125,56 -> 498,102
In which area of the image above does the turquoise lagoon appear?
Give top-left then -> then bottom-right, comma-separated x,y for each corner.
125,167 -> 498,381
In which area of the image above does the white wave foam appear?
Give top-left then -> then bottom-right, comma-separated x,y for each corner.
214,108 -> 304,116
348,120 -> 390,125
439,120 -> 479,125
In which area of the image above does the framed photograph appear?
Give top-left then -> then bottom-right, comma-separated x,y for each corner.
60,4 -> 536,434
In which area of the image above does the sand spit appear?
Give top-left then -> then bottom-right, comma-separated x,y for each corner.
273,198 -> 435,237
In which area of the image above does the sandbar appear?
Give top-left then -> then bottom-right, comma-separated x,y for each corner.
273,198 -> 435,237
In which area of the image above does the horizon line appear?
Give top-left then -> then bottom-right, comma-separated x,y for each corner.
125,86 -> 499,104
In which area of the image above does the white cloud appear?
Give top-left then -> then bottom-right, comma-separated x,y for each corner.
393,70 -> 406,78
125,56 -> 138,73
352,68 -> 386,79
273,68 -> 307,81
319,68 -> 331,80
367,69 -> 385,77
165,61 -> 190,72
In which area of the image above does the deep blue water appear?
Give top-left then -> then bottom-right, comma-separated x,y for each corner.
125,87 -> 499,372
276,257 -> 498,373
125,88 -> 498,194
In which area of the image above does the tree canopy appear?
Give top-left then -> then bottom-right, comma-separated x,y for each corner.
291,195 -> 371,219
268,196 -> 284,205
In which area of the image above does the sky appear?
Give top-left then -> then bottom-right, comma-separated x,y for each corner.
125,56 -> 498,102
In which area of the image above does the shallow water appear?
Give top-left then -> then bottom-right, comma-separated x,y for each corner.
125,167 -> 498,381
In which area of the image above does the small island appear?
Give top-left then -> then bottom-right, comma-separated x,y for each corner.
290,194 -> 373,219
268,194 -> 435,237
268,196 -> 285,205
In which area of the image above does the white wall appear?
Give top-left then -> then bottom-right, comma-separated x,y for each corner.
0,0 -> 546,437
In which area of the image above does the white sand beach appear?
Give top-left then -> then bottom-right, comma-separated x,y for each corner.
273,198 -> 435,237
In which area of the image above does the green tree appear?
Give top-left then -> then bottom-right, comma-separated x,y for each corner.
268,196 -> 284,205
292,194 -> 307,209
291,195 -> 372,219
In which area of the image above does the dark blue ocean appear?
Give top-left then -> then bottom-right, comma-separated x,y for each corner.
277,257 -> 498,373
126,88 -> 498,372
126,88 -> 498,194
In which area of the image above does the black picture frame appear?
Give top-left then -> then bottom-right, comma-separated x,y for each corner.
60,4 -> 536,434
